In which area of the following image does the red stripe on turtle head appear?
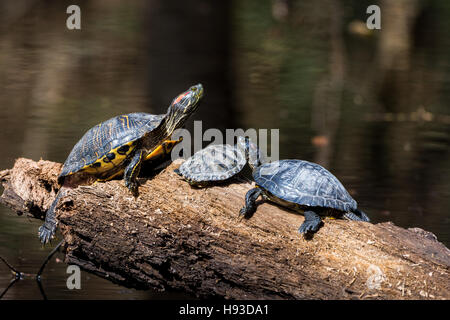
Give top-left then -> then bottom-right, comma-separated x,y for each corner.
173,91 -> 189,104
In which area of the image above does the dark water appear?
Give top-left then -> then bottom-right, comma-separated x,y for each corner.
0,0 -> 449,299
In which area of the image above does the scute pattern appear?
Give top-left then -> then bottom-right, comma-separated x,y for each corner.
178,144 -> 246,182
254,160 -> 357,212
60,113 -> 164,177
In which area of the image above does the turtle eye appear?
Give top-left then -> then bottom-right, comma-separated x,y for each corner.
191,87 -> 197,92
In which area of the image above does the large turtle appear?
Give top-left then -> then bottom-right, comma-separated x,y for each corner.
39,84 -> 204,244
238,138 -> 370,235
174,137 -> 249,187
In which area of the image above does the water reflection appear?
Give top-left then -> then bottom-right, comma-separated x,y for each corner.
0,0 -> 449,299
231,0 -> 450,245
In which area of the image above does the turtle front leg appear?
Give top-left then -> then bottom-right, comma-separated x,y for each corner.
239,187 -> 263,218
39,189 -> 66,244
298,210 -> 323,235
124,150 -> 145,196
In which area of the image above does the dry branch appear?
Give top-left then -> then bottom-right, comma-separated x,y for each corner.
1,158 -> 449,299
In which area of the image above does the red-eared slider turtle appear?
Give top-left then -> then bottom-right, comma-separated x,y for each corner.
174,136 -> 248,187
238,138 -> 370,235
39,84 -> 204,244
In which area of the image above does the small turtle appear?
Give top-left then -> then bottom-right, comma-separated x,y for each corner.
175,137 -> 249,187
238,138 -> 370,235
39,84 -> 204,244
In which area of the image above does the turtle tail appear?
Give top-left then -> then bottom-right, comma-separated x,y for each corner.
39,191 -> 64,244
343,209 -> 370,222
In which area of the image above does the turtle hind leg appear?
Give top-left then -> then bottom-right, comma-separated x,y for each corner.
298,210 -> 323,235
239,187 -> 263,218
39,191 -> 65,244
124,150 -> 145,196
343,209 -> 370,222
354,209 -> 370,222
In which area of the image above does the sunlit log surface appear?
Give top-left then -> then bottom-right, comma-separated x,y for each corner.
1,158 -> 449,299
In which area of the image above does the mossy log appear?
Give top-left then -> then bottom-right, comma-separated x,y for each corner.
0,158 -> 449,299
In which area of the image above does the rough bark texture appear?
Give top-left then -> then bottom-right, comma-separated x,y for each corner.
1,158 -> 449,299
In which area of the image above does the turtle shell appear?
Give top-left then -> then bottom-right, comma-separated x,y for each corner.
254,160 -> 357,212
177,143 -> 246,183
59,112 -> 164,183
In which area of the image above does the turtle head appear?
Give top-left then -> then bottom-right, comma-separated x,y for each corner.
165,84 -> 204,132
237,136 -> 265,170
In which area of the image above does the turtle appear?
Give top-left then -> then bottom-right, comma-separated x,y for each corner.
38,84 -> 204,244
174,137 -> 250,187
238,137 -> 370,235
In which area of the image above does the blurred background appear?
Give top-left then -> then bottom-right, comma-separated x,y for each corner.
0,0 -> 449,299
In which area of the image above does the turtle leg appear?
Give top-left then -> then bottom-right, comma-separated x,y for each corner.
36,240 -> 64,300
39,190 -> 65,244
344,209 -> 370,222
298,210 -> 323,235
354,209 -> 370,222
124,149 -> 145,196
239,187 -> 263,218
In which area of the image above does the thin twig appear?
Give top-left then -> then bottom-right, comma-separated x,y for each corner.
0,255 -> 20,274
0,278 -> 20,299
0,240 -> 64,300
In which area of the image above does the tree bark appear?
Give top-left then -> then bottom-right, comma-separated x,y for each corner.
1,158 -> 449,299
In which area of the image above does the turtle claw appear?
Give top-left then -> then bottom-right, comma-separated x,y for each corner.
239,206 -> 254,219
126,181 -> 139,197
239,187 -> 262,219
298,211 -> 322,236
298,222 -> 320,235
38,224 -> 56,245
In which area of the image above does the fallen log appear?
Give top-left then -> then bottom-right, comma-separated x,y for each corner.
0,158 -> 449,299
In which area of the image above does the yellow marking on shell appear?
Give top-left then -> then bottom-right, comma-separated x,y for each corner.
82,141 -> 136,174
119,116 -> 128,128
96,169 -> 124,182
95,123 -> 102,147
